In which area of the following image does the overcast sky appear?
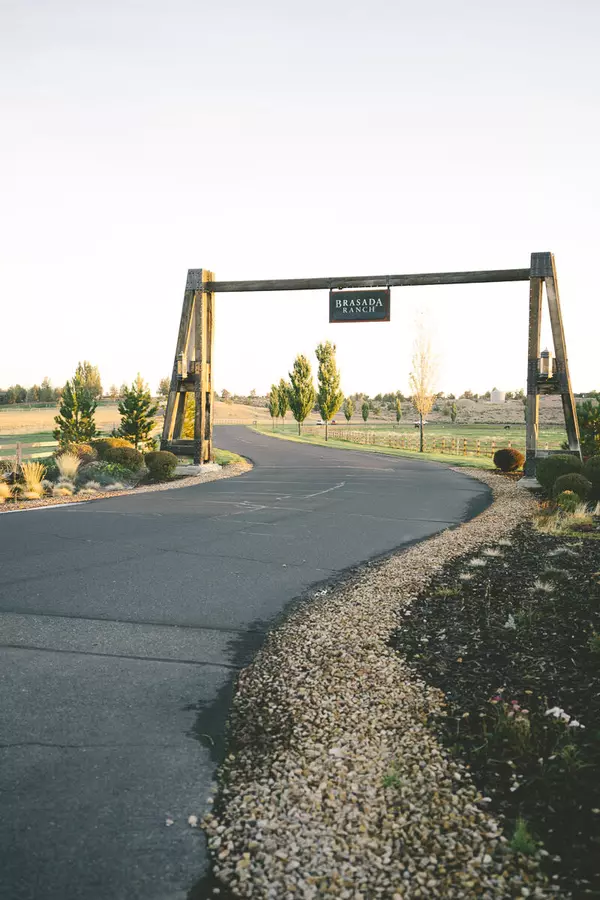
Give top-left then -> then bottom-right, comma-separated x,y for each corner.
1,0 -> 599,397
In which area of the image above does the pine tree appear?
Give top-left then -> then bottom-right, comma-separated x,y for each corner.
288,356 -> 315,435
315,341 -> 343,441
343,397 -> 354,423
118,374 -> 158,449
268,384 -> 280,430
53,375 -> 98,446
362,401 -> 369,422
277,378 -> 289,426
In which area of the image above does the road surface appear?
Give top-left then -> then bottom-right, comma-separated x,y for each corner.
0,427 -> 490,899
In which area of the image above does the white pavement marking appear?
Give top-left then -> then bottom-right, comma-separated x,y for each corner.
303,481 -> 346,499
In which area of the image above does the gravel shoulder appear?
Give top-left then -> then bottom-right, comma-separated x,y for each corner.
203,471 -> 554,898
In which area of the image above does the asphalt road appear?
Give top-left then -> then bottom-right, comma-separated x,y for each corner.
0,427 -> 490,900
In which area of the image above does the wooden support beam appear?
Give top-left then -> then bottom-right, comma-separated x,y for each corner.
543,254 -> 581,455
161,287 -> 195,448
202,271 -> 215,463
525,274 -> 543,476
206,268 -> 530,293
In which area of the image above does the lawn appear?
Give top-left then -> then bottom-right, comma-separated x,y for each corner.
252,425 -> 496,468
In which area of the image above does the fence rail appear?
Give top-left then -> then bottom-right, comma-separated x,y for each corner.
326,429 -> 551,458
0,440 -> 58,462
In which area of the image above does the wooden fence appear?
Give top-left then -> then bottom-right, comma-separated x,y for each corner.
326,429 -> 551,458
0,440 -> 58,463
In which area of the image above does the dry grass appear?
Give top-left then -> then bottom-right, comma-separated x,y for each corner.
20,461 -> 46,496
56,452 -> 81,479
53,483 -> 74,497
0,482 -> 12,503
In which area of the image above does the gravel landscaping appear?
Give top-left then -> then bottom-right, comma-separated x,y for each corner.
0,459 -> 251,513
203,471 -> 557,898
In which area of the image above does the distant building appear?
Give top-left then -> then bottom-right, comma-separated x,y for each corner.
490,389 -> 506,404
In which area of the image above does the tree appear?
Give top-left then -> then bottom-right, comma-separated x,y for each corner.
221,389 -> 231,402
287,355 -> 315,435
117,374 -> 159,449
343,397 -> 354,423
27,385 -> 40,402
576,399 -> 600,455
268,384 -> 280,430
277,378 -> 289,425
75,361 -> 103,400
450,402 -> 458,423
395,397 -> 402,424
109,384 -> 119,400
362,401 -> 369,422
6,385 -> 26,404
460,390 -> 475,401
157,378 -> 170,399
39,377 -> 54,402
315,341 -> 343,441
409,329 -> 437,452
53,374 -> 98,446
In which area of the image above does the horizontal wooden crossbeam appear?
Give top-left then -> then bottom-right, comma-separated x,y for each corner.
206,268 -> 531,293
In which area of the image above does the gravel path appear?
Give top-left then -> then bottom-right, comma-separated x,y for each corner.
203,471 -> 554,898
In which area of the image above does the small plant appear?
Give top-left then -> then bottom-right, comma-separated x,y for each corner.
145,450 -> 177,481
103,446 -> 144,471
81,481 -> 102,492
468,557 -> 486,567
482,547 -> 503,557
553,472 -> 592,501
589,631 -> 600,654
433,586 -> 460,598
510,818 -> 537,856
493,447 -> 525,472
382,769 -> 402,789
56,452 -> 81,480
20,461 -> 47,497
0,482 -> 12,503
556,490 -> 578,513
536,454 -> 582,492
53,483 -> 74,497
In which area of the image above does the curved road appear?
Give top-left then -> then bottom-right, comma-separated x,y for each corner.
0,427 -> 490,900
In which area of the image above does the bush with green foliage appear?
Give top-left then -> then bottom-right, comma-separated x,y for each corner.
103,446 -> 144,471
536,454 -> 582,491
77,462 -> 134,486
117,375 -> 158,449
145,450 -> 177,481
576,399 -> 600,456
583,455 -> 600,490
552,472 -> 592,501
91,437 -> 133,460
493,447 -> 525,472
556,490 -> 579,513
64,442 -> 97,464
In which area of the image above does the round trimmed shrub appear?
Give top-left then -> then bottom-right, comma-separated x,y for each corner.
91,437 -> 134,460
493,447 -> 525,472
552,472 -> 591,501
103,446 -> 144,471
583,455 -> 600,489
64,442 -> 97,464
536,454 -> 582,491
145,450 -> 177,481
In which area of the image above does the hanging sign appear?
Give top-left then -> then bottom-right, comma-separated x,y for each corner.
329,288 -> 391,323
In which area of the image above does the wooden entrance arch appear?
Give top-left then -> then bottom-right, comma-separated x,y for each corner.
161,252 -> 580,474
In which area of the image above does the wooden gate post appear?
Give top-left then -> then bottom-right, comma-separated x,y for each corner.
161,268 -> 215,464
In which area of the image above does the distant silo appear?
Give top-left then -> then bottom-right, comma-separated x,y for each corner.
491,389 -> 506,404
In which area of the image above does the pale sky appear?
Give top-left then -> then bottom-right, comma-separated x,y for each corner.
1,0 -> 599,397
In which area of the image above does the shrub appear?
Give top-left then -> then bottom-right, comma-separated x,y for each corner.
553,473 -> 592,501
91,437 -> 133,460
493,447 -> 525,472
536,454 -> 582,491
583,455 -> 600,490
103,446 -> 144,471
145,450 -> 177,481
78,462 -> 135,485
0,482 -> 12,503
53,483 -> 74,497
56,452 -> 81,480
20,461 -> 46,496
37,456 -> 59,482
64,442 -> 97,464
556,490 -> 578,513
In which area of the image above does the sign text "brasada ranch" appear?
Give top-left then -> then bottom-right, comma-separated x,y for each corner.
329,288 -> 391,323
